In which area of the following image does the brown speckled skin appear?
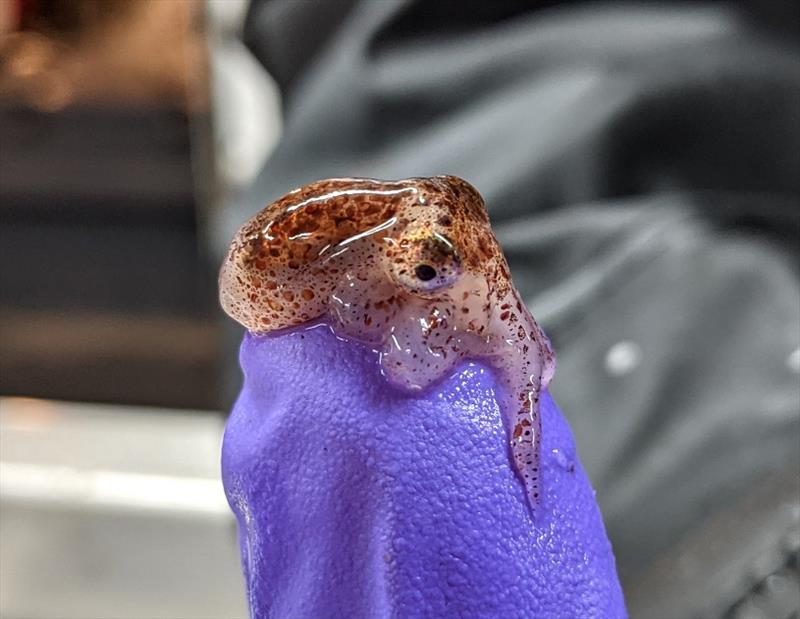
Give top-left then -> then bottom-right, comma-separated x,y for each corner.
220,176 -> 556,508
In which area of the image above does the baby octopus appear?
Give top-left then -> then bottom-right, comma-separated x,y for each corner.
219,176 -> 556,509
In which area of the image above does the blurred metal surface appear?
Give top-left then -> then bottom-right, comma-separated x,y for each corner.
0,397 -> 247,619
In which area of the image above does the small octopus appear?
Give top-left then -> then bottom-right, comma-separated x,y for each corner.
220,176 -> 556,509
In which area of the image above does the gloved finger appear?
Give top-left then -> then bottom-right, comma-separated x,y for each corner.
222,326 -> 626,619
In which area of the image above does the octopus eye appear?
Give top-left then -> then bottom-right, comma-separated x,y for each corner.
414,264 -> 437,281
388,233 -> 462,296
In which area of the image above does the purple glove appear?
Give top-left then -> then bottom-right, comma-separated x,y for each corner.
222,326 -> 626,618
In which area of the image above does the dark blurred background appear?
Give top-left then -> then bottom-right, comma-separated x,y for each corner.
1,1 -> 798,618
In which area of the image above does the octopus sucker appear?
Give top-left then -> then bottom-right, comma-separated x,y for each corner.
219,176 -> 556,512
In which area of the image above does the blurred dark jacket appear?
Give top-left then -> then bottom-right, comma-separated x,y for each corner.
225,1 -> 800,617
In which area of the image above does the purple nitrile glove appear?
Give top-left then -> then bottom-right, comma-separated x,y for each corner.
222,325 -> 626,619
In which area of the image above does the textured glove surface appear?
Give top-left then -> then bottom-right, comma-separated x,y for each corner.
222,326 -> 626,618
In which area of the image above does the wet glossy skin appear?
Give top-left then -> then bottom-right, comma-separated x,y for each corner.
219,176 -> 555,509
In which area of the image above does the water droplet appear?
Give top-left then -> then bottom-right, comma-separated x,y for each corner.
604,341 -> 642,376
786,348 -> 800,374
551,448 -> 574,472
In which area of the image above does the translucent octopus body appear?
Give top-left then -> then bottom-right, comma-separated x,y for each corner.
220,176 -> 556,509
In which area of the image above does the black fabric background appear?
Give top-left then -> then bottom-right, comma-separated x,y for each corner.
222,2 -> 800,616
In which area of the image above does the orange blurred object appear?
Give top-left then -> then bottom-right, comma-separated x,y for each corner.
0,0 -> 208,112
